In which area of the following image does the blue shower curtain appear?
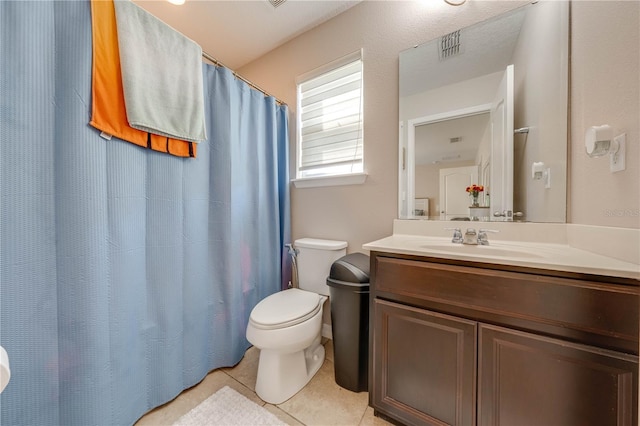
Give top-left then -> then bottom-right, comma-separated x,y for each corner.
0,1 -> 291,425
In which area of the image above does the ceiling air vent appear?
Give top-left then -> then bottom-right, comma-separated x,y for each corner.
449,136 -> 462,144
267,0 -> 286,8
440,30 -> 462,60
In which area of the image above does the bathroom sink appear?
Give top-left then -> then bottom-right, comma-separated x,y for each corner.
418,242 -> 547,259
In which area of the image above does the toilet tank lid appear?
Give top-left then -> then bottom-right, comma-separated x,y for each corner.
295,238 -> 347,250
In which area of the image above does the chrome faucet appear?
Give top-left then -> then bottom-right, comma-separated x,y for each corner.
462,228 -> 478,245
448,227 -> 499,245
455,228 -> 500,245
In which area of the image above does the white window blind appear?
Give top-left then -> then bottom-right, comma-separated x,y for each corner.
297,51 -> 363,178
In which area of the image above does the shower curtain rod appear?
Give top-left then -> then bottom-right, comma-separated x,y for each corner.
202,51 -> 286,106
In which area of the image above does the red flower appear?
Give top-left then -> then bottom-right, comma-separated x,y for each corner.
466,184 -> 484,195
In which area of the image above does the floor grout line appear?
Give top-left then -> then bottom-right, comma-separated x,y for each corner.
220,369 -> 264,405
356,403 -> 368,426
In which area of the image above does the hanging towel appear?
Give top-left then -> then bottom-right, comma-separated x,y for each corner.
89,0 -> 196,158
113,0 -> 206,143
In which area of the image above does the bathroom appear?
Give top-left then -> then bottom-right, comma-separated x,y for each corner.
1,0 -> 638,425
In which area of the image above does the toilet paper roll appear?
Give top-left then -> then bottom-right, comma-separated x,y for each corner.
0,346 -> 10,393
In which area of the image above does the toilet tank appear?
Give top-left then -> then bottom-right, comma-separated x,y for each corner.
295,238 -> 347,296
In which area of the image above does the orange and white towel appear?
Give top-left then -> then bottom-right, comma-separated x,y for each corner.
89,0 -> 197,158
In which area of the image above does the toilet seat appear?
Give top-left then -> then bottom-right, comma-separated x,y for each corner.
249,289 -> 322,330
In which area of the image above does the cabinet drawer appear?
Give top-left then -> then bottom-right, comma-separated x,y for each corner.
373,256 -> 639,354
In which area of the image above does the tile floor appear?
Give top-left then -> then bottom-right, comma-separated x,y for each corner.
136,340 -> 393,426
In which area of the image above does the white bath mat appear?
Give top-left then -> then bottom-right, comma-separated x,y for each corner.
172,386 -> 287,426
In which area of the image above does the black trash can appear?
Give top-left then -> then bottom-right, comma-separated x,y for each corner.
326,252 -> 370,392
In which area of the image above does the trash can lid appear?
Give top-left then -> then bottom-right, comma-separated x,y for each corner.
329,252 -> 370,284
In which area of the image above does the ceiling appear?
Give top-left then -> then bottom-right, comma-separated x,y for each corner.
134,0 -> 362,70
415,113 -> 490,166
399,5 -> 527,97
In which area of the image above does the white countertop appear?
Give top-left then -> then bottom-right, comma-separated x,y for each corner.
363,234 -> 640,280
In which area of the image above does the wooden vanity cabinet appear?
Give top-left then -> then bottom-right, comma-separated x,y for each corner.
369,252 -> 639,426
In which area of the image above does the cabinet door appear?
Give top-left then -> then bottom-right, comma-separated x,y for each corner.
479,324 -> 638,426
373,299 -> 477,426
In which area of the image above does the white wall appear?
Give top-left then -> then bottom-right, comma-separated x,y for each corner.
511,1 -> 568,223
570,1 -> 639,229
239,0 -> 640,246
399,71 -> 502,122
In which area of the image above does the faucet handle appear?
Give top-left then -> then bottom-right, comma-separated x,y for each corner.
478,228 -> 499,245
444,227 -> 463,244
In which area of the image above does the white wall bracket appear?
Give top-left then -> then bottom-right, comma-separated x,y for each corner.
610,133 -> 626,173
585,125 -> 626,173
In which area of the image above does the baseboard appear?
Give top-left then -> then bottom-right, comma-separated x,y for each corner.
322,323 -> 333,340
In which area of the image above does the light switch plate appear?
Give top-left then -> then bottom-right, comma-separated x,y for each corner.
610,133 -> 626,173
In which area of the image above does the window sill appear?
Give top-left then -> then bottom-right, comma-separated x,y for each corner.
292,173 -> 368,189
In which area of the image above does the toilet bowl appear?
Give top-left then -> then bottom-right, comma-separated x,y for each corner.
247,288 -> 327,404
246,238 -> 347,404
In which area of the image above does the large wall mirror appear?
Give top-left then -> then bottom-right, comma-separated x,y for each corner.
398,2 -> 568,222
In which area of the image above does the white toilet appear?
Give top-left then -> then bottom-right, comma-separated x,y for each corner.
246,238 -> 347,404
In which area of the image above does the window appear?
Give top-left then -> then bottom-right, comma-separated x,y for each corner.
295,51 -> 364,185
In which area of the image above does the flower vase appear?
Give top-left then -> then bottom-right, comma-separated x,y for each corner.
470,193 -> 479,207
